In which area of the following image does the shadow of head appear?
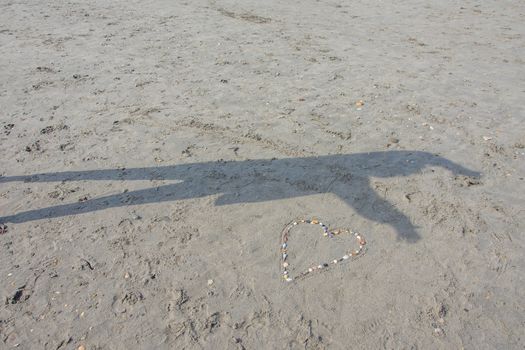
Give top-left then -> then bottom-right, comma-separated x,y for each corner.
0,151 -> 479,243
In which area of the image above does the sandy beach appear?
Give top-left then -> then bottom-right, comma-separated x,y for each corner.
1,0 -> 524,348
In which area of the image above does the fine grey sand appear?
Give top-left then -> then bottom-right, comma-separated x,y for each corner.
1,0 -> 524,349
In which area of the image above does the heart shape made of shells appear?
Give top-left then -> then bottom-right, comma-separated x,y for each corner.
280,219 -> 367,282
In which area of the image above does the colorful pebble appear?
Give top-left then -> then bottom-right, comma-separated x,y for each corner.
280,218 -> 367,282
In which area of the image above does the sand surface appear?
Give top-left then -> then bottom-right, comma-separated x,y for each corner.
1,0 -> 524,348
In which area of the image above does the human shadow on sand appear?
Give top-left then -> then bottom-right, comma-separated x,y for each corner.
0,151 -> 479,242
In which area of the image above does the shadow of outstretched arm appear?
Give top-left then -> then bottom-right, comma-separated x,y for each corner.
426,156 -> 480,178
0,182 -> 198,224
0,166 -> 184,183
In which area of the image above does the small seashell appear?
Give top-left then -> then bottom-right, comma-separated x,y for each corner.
333,259 -> 338,264
286,278 -> 293,282
283,262 -> 289,268
283,270 -> 288,275
308,268 -> 313,272
311,219 -> 319,224
343,255 -> 349,259
318,265 -> 323,269
282,243 -> 287,249
293,222 -> 297,225
283,253 -> 287,260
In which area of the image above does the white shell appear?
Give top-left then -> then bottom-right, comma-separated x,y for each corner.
333,259 -> 338,264
343,255 -> 349,259
318,265 -> 323,269
308,268 -> 313,272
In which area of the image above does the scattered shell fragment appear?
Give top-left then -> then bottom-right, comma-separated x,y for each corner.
389,137 -> 400,144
